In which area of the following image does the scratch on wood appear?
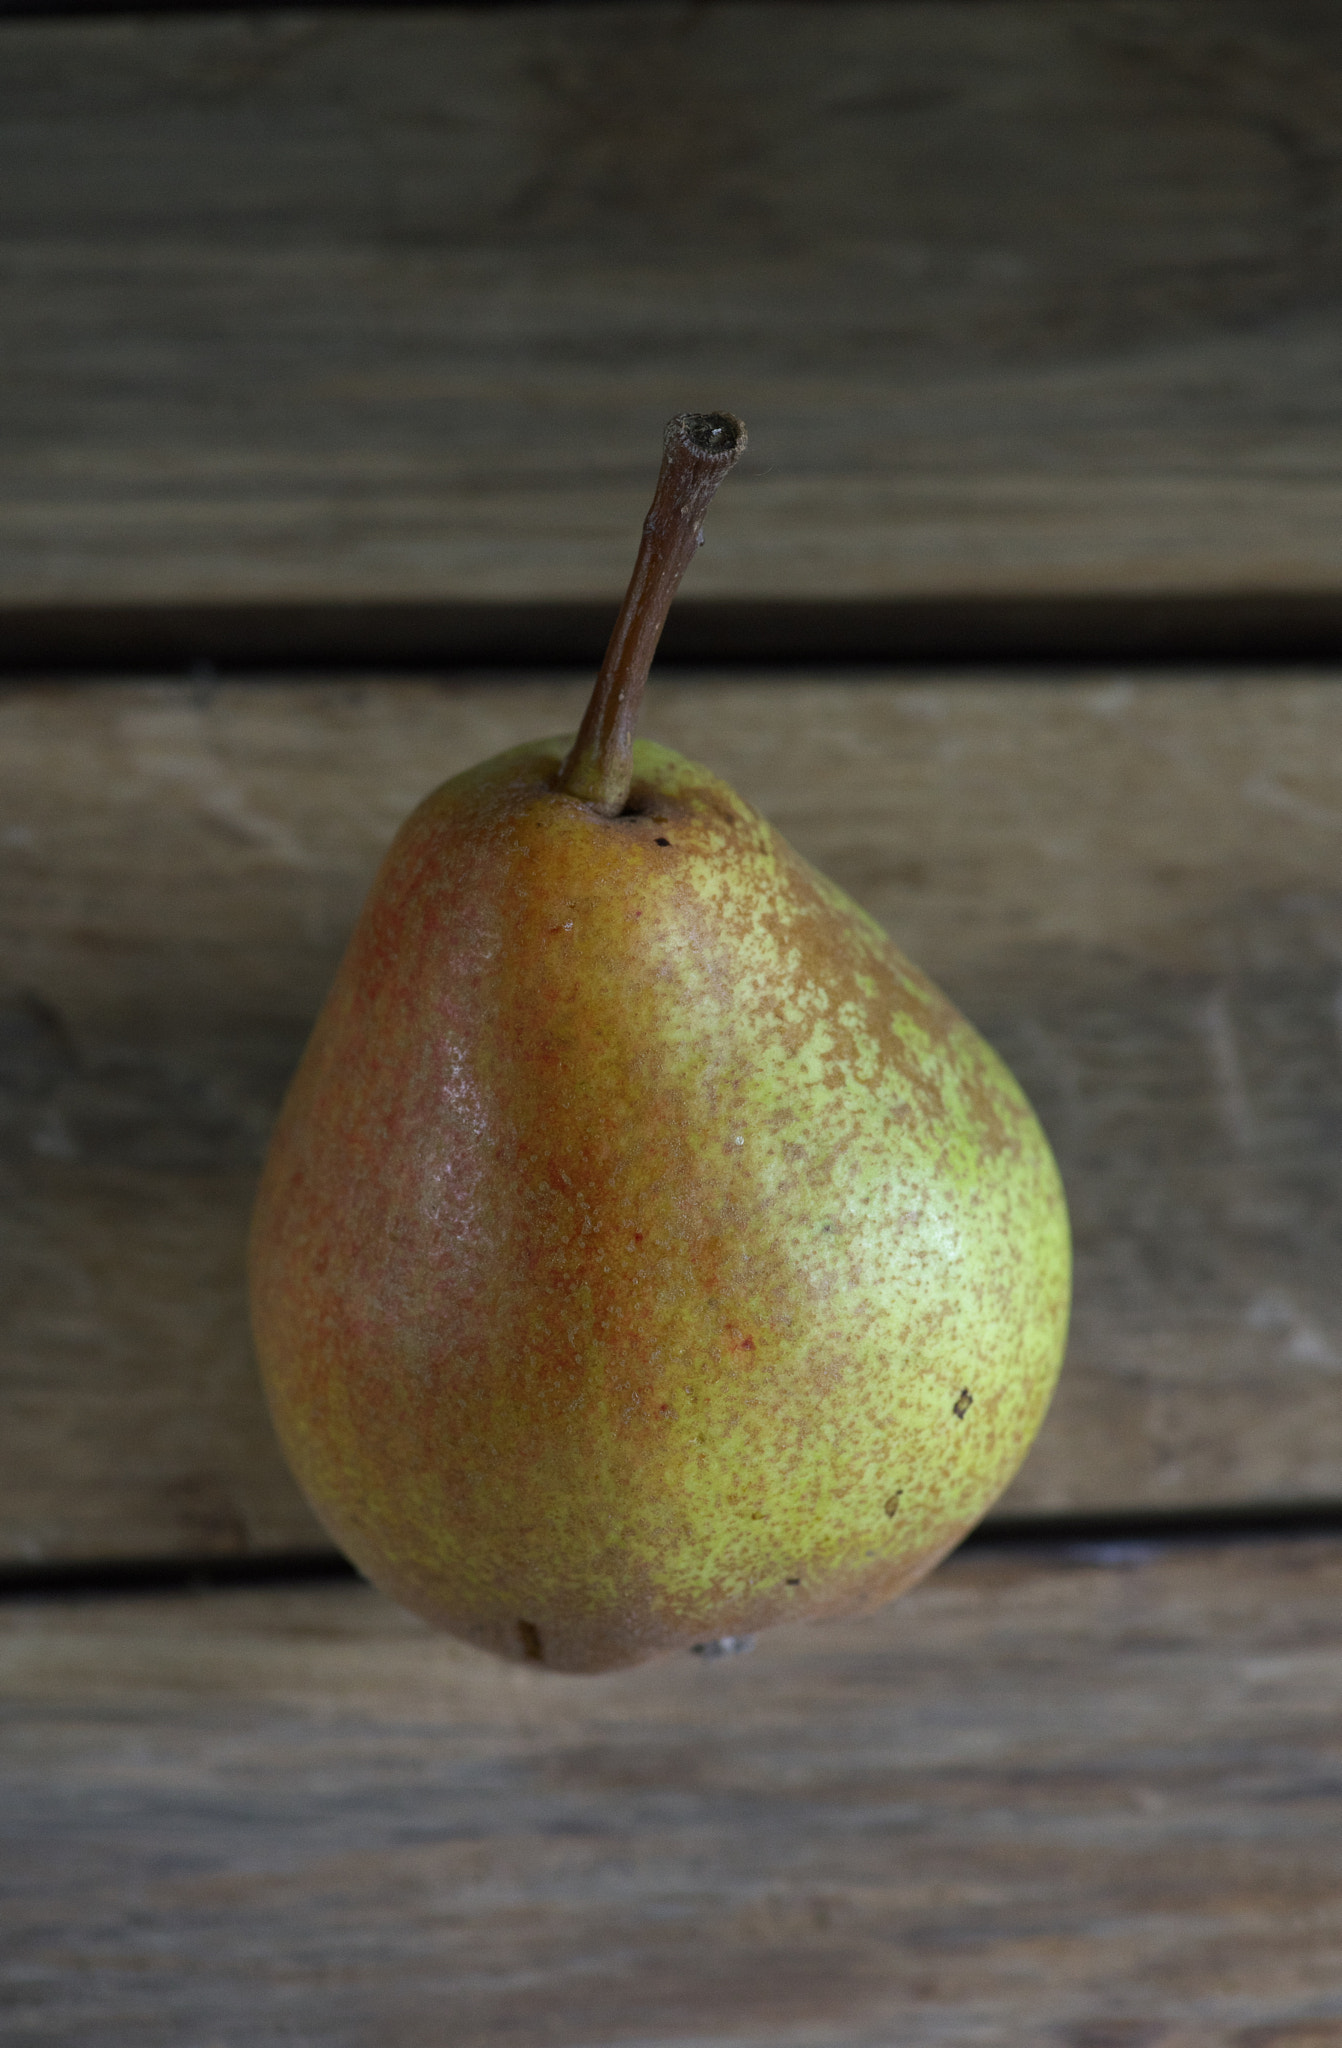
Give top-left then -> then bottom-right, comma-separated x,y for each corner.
1195,986 -> 1256,1153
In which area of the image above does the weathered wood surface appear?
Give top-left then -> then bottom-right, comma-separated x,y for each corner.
4,672 -> 1342,1563
8,3 -> 1342,609
6,1537 -> 1342,2044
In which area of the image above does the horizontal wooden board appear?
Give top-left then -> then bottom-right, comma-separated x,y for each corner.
7,3 -> 1342,607
5,671 -> 1342,1563
7,1537 -> 1342,2043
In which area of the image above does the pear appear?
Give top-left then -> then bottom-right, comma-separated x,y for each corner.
249,414 -> 1070,1674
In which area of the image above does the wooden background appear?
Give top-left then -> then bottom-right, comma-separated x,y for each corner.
7,4 -> 1342,2043
8,0 -> 1342,616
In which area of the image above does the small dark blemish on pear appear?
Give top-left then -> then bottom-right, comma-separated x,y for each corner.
655,838 -> 671,847
884,1492 -> 903,1517
953,1389 -> 974,1420
517,1620 -> 545,1662
785,1577 -> 801,1586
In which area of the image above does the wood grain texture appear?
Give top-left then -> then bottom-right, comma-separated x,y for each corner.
4,672 -> 1342,1562
7,1537 -> 1342,2043
7,2 -> 1342,607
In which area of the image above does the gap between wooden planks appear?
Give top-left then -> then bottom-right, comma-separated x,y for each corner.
4,670 -> 1342,1565
5,1534 -> 1342,2045
14,593 -> 1342,675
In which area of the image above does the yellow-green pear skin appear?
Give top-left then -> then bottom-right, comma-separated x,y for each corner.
249,737 -> 1070,1674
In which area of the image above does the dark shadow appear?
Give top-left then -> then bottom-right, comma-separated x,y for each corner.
8,593 -> 1342,676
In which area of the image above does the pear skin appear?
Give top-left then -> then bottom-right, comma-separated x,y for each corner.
250,734 -> 1070,1673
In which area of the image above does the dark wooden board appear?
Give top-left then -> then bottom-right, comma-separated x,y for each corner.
7,1536 -> 1342,2043
5,672 -> 1342,1564
7,3 -> 1342,608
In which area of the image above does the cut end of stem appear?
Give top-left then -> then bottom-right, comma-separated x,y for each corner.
669,411 -> 748,461
554,412 -> 747,815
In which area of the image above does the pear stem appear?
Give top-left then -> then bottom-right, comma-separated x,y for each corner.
555,411 -> 747,815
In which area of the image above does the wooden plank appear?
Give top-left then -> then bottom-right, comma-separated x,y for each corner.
7,1537 -> 1342,2042
5,671 -> 1342,1564
7,3 -> 1342,608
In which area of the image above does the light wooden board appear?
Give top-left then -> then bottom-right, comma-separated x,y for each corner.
6,1537 -> 1342,2043
7,3 -> 1342,608
5,671 -> 1342,1563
